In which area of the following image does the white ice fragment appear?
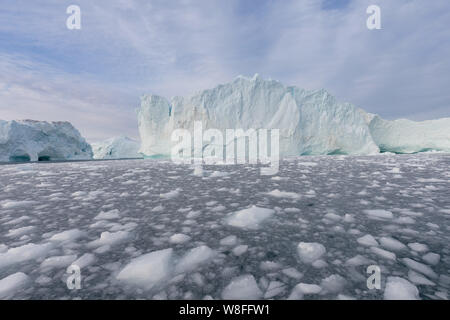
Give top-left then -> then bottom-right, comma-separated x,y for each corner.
422,252 -> 440,266
49,229 -> 85,242
281,268 -> 303,279
116,248 -> 173,289
175,245 -> 216,273
408,270 -> 435,286
345,255 -> 371,266
320,274 -> 347,293
402,258 -> 437,279
88,231 -> 130,248
384,277 -> 419,300
72,253 -> 96,269
169,234 -> 191,244
40,255 -> 78,269
220,235 -> 238,246
94,209 -> 120,220
160,188 -> 181,199
297,242 -> 326,264
226,206 -> 275,229
6,226 -> 35,238
232,245 -> 248,256
379,237 -> 407,251
357,234 -> 379,247
364,209 -> 393,220
0,243 -> 53,269
407,242 -> 429,253
222,275 -> 262,300
0,272 -> 30,299
265,189 -> 301,200
370,247 -> 396,261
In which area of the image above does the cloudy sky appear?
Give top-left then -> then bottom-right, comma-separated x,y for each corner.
1,0 -> 449,142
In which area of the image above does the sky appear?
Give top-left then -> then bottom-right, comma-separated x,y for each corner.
0,0 -> 449,142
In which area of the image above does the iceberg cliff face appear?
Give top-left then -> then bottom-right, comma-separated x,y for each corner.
0,120 -> 92,162
368,115 -> 450,153
138,75 -> 380,157
91,136 -> 142,159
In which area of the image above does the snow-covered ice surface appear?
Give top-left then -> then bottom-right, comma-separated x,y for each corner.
0,153 -> 449,300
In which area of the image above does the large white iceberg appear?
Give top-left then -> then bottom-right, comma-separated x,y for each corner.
0,120 -> 92,162
137,75 -> 450,156
91,136 -> 142,159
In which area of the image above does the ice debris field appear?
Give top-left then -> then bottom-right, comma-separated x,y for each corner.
0,153 -> 449,300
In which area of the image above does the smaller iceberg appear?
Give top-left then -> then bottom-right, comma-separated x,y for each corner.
91,136 -> 142,159
0,119 -> 92,162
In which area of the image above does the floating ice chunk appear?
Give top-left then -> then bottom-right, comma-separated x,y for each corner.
282,268 -> 303,279
116,248 -> 173,290
209,171 -> 230,178
260,261 -> 282,271
175,245 -> 216,273
226,206 -> 275,229
88,231 -> 130,248
402,258 -> 437,279
6,226 -> 35,238
364,209 -> 393,220
160,188 -> 181,200
222,275 -> 262,300
40,255 -> 77,269
0,243 -> 53,269
422,253 -> 440,266
95,209 -> 120,220
370,247 -> 396,261
169,233 -> 191,244
408,243 -> 429,253
298,162 -> 318,167
357,234 -> 379,247
320,274 -> 347,293
72,253 -> 96,269
312,259 -> 328,268
49,229 -> 85,242
297,242 -> 326,264
265,189 -> 301,200
232,245 -> 248,256
1,201 -> 37,209
324,213 -> 341,221
264,281 -> 286,299
0,272 -> 30,299
408,270 -> 435,286
220,235 -> 238,246
284,208 -> 301,213
288,283 -> 322,299
345,255 -> 371,266
379,237 -> 407,251
384,277 -> 419,300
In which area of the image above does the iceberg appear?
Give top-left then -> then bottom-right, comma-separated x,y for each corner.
367,115 -> 450,154
137,75 -> 450,156
0,120 -> 92,162
91,136 -> 142,159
